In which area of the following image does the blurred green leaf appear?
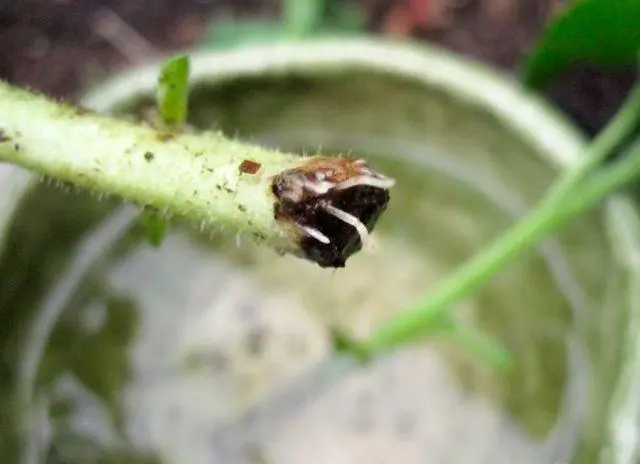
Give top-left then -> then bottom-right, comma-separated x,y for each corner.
522,0 -> 640,89
139,208 -> 169,248
156,54 -> 190,128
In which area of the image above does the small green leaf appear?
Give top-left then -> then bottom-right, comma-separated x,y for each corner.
156,54 -> 190,128
139,209 -> 169,248
522,0 -> 640,89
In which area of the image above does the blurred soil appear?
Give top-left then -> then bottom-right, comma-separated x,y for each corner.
0,0 -> 637,136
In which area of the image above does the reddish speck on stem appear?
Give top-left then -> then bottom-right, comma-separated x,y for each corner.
239,159 -> 261,175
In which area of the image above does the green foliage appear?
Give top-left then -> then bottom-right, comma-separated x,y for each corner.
522,0 -> 640,88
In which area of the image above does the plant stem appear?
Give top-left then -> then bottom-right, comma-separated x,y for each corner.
0,80 -> 302,247
540,81 -> 640,205
356,80 -> 640,357
361,138 -> 640,355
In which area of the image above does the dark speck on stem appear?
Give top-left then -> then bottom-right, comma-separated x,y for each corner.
0,129 -> 10,142
13,143 -> 20,151
144,151 -> 155,162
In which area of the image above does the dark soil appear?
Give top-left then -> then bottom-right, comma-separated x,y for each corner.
0,0 -> 637,136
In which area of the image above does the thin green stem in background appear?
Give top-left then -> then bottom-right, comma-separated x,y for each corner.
357,80 -> 640,357
540,81 -> 640,205
363,139 -> 640,355
333,311 -> 513,371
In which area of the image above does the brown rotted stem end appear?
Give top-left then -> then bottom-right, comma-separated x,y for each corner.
271,157 -> 394,268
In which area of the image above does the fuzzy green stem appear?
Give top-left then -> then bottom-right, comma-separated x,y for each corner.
362,138 -> 640,355
0,80 -> 302,247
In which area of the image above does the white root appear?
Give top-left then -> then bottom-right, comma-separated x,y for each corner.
280,175 -> 306,202
334,175 -> 396,191
299,224 -> 331,244
304,180 -> 335,195
321,202 -> 371,248
280,161 -> 393,249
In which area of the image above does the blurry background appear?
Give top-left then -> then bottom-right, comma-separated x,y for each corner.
0,0 -> 637,136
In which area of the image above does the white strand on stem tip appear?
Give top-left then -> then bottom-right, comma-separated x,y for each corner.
299,224 -> 331,244
321,202 -> 370,247
334,175 -> 396,191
